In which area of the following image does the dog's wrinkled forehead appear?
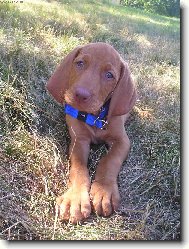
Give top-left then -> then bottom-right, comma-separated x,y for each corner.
78,43 -> 121,67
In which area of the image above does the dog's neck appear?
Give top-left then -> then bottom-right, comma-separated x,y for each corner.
64,98 -> 111,130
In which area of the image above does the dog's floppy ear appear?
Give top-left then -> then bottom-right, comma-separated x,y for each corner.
46,46 -> 82,104
108,59 -> 137,118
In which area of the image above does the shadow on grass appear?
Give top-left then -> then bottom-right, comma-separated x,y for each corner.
0,0 -> 180,240
1,0 -> 180,62
55,0 -> 179,37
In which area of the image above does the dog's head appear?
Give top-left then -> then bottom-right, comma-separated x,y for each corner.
46,42 -> 136,117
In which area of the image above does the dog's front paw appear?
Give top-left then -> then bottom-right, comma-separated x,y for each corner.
56,186 -> 91,224
90,181 -> 120,217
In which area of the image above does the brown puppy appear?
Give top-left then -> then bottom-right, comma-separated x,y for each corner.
46,42 -> 136,223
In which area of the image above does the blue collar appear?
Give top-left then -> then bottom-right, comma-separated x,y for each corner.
64,99 -> 111,129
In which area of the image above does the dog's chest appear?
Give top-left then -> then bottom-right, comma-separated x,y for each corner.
86,125 -> 109,144
66,115 -> 110,144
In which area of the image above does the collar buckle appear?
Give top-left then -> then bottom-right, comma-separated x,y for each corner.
94,116 -> 108,130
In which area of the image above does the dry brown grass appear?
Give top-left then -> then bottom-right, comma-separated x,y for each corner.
0,0 -> 180,240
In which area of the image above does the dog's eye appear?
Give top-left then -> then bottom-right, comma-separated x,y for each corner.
76,60 -> 84,68
105,72 -> 114,79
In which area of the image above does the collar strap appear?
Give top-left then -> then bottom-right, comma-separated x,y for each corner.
64,99 -> 111,129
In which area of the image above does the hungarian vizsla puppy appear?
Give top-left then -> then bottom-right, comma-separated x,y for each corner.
46,42 -> 136,223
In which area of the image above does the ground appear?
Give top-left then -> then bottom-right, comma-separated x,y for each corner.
0,0 -> 180,240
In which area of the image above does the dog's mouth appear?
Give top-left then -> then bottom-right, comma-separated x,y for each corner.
64,90 -> 103,115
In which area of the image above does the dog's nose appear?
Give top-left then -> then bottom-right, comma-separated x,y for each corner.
75,87 -> 91,102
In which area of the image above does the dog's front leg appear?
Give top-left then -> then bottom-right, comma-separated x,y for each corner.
56,136 -> 91,224
90,134 -> 130,217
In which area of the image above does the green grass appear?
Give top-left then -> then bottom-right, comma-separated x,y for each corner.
0,0 -> 180,240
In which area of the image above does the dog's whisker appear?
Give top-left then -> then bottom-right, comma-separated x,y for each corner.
69,126 -> 77,162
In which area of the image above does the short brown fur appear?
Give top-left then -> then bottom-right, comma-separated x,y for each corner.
46,42 -> 136,223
